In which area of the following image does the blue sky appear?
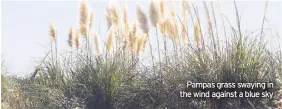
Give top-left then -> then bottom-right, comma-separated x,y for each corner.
1,0 -> 281,76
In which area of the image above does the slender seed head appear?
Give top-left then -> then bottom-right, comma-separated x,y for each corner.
136,36 -> 144,55
203,1 -> 212,32
106,27 -> 114,53
123,3 -> 129,30
194,22 -> 201,46
89,12 -> 94,29
159,1 -> 165,20
93,31 -> 100,54
68,26 -> 73,47
75,30 -> 80,49
106,8 -> 112,29
168,1 -> 176,21
49,23 -> 56,40
110,3 -> 120,25
142,33 -> 148,51
181,1 -> 188,44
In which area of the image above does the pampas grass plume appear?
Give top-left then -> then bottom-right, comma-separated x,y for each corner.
150,0 -> 159,27
49,23 -> 56,40
168,1 -> 176,21
68,26 -> 73,47
109,3 -> 120,25
106,27 -> 114,53
181,1 -> 188,44
75,30 -> 80,49
142,33 -> 148,51
203,1 -> 212,32
89,12 -> 94,29
159,1 -> 165,20
137,4 -> 149,33
128,22 -> 138,51
93,31 -> 100,54
106,8 -> 113,29
194,22 -> 200,46
79,0 -> 89,36
136,36 -> 144,55
123,3 -> 129,31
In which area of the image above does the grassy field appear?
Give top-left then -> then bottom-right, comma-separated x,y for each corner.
1,0 -> 282,109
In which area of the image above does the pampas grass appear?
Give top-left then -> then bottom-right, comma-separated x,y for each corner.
194,22 -> 200,46
89,12 -> 94,29
49,23 -> 56,40
106,26 -> 115,53
142,33 -> 148,51
159,1 -> 165,21
74,30 -> 80,49
79,0 -> 89,36
168,1 -> 176,21
181,1 -> 188,44
7,1 -> 279,109
68,26 -> 73,47
93,31 -> 100,55
149,0 -> 160,27
123,3 -> 129,32
108,3 -> 120,25
136,4 -> 149,33
128,22 -> 138,52
136,35 -> 144,55
106,8 -> 113,29
203,2 -> 212,33
160,19 -> 177,41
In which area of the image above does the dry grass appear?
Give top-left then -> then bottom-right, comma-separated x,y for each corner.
74,29 -> 80,49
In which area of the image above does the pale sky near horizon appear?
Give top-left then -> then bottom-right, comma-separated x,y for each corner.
1,0 -> 281,77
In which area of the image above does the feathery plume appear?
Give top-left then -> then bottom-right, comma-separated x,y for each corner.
89,12 -> 94,29
136,36 -> 144,55
106,8 -> 112,29
106,27 -> 114,53
203,1 -> 212,32
128,22 -> 138,51
132,22 -> 137,37
123,3 -> 129,31
159,1 -> 165,20
49,23 -> 56,40
168,1 -> 176,21
122,3 -> 129,38
109,3 -> 120,25
68,26 -> 73,47
159,21 -> 166,36
142,33 -> 148,51
74,30 -> 80,49
137,4 -> 149,33
150,0 -> 160,27
181,1 -> 188,44
194,22 -> 200,46
172,24 -> 179,45
93,31 -> 100,54
160,19 -> 175,39
79,0 -> 90,36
